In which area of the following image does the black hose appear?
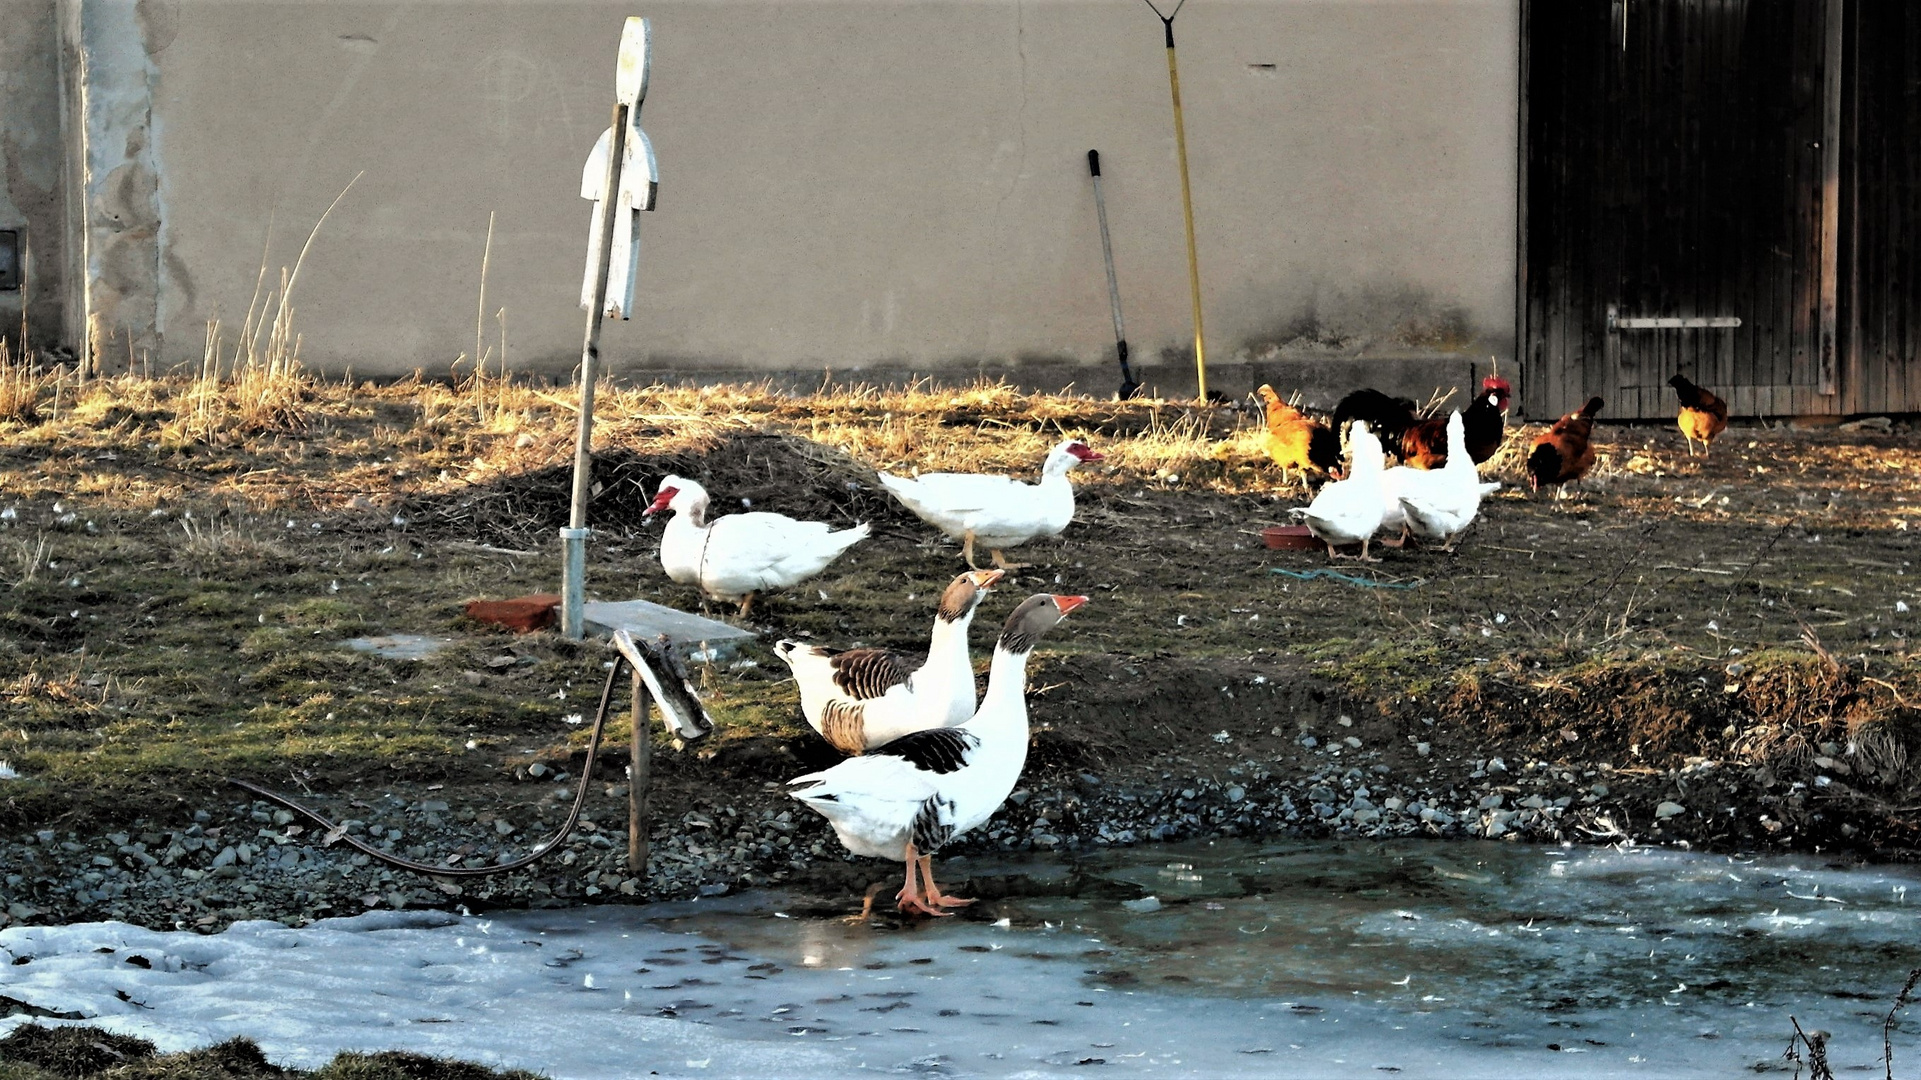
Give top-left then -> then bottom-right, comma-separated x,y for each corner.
228,654 -> 630,879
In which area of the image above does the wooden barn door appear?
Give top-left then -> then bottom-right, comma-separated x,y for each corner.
1522,0 -> 1844,420
1840,4 -> 1921,415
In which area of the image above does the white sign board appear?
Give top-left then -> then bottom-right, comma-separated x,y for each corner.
581,16 -> 656,320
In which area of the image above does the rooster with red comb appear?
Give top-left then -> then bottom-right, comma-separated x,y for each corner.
1400,374 -> 1513,469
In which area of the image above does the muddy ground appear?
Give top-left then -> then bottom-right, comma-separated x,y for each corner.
1,378 -> 1918,930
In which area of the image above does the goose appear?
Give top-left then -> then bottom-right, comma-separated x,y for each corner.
1393,411 -> 1491,550
787,593 -> 1086,918
643,475 -> 870,618
878,439 -> 1103,570
1290,422 -> 1387,561
774,569 -> 1003,754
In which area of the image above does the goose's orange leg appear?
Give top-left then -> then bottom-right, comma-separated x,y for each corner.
842,881 -> 888,924
917,854 -> 975,909
895,842 -> 945,917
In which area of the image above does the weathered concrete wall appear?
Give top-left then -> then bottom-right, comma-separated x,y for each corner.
0,0 -> 69,352
53,0 -> 1520,394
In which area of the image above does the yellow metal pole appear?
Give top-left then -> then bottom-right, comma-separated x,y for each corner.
1162,20 -> 1207,403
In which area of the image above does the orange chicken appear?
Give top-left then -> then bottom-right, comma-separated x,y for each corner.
1669,373 -> 1729,457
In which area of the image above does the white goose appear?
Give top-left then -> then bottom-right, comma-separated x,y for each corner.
1395,410 -> 1496,550
774,569 -> 1003,754
644,475 -> 870,618
788,593 -> 1086,918
878,439 -> 1103,570
1291,422 -> 1388,561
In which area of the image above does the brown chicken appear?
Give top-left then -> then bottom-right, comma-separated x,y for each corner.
1255,384 -> 1343,488
1401,376 -> 1513,469
1527,396 -> 1605,496
1669,373 -> 1729,457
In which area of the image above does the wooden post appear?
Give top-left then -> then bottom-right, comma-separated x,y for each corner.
1160,13 -> 1209,403
627,666 -> 652,875
562,18 -> 656,639
561,98 -> 628,640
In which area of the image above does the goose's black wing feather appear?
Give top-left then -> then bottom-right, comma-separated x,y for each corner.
868,728 -> 979,775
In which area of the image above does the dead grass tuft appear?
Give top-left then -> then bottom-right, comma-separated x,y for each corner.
176,514 -> 289,564
0,339 -> 48,423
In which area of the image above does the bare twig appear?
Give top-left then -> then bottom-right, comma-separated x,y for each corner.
1787,1015 -> 1835,1080
1885,967 -> 1921,1080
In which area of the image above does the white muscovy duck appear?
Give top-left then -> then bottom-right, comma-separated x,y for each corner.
1291,421 -> 1388,561
878,439 -> 1103,570
773,568 -> 1003,754
1393,410 -> 1495,550
643,475 -> 870,618
787,592 -> 1086,918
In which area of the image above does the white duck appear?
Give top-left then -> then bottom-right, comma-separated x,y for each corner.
1291,422 -> 1387,561
774,569 -> 1003,754
644,475 -> 870,618
788,593 -> 1086,918
878,439 -> 1103,570
1394,410 -> 1495,550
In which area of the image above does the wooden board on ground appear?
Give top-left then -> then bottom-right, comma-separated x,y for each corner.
581,599 -> 755,659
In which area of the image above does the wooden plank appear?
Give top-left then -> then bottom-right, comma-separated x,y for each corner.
1897,5 -> 1913,411
1515,0 -> 1532,416
1817,0 -> 1843,398
1841,0 -> 1864,415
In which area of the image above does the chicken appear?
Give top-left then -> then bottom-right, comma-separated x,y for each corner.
1526,396 -> 1605,496
1332,389 -> 1419,458
1255,385 -> 1342,488
1400,376 -> 1513,469
1669,373 -> 1729,457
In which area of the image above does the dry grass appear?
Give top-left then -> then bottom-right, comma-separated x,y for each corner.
3,533 -> 48,589
0,340 -> 48,423
176,513 -> 289,565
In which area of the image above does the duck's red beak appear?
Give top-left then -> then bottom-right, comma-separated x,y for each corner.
1066,443 -> 1104,462
1051,595 -> 1090,617
643,487 -> 678,516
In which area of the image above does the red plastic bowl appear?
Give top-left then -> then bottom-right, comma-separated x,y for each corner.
1261,525 -> 1319,551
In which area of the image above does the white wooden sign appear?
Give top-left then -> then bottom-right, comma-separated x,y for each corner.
581,17 -> 657,319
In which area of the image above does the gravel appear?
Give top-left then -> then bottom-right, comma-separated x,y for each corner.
0,740 -> 1719,933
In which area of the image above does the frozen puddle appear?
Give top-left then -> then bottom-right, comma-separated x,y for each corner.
5,840 -> 1920,1077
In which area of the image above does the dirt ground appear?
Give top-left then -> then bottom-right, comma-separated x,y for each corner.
3,376 -> 1920,926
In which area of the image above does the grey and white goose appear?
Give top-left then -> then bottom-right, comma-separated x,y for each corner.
774,569 -> 1003,754
786,593 -> 1087,918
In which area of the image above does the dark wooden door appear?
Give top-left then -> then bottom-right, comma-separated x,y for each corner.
1522,0 -> 1841,420
1841,3 -> 1921,415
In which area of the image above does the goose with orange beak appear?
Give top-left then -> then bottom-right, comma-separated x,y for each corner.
788,593 -> 1087,918
775,568 -> 1005,754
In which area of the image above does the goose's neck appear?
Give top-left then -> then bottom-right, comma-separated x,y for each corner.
928,607 -> 975,653
671,503 -> 710,533
925,610 -> 977,686
971,646 -> 1033,732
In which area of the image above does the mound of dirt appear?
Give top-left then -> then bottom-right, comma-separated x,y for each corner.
394,432 -> 917,548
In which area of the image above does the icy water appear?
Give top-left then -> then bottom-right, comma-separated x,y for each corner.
5,839 -> 1921,1077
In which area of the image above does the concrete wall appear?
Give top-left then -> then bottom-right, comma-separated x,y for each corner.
45,0 -> 1519,394
0,0 -> 69,353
